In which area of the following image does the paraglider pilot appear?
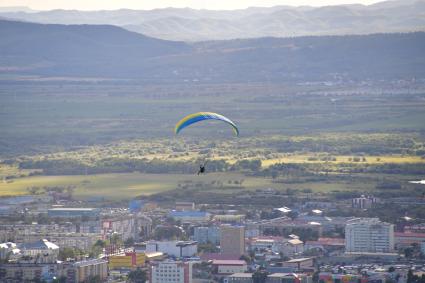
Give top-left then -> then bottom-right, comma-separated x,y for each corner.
197,160 -> 208,175
197,164 -> 205,175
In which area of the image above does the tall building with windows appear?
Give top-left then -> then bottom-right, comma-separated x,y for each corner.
352,195 -> 378,209
150,261 -> 192,283
220,225 -> 245,256
345,218 -> 394,253
193,226 -> 220,245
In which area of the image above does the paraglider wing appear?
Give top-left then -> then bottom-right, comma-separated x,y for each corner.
175,112 -> 239,136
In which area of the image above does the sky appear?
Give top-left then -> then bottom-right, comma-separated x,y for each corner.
0,0 -> 385,11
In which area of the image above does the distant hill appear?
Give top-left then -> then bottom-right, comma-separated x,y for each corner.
0,20 -> 191,77
0,0 -> 424,41
0,20 -> 424,81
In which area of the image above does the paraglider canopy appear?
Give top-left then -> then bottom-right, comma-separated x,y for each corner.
175,112 -> 239,136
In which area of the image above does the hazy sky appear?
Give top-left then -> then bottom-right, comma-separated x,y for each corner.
1,0 -> 385,11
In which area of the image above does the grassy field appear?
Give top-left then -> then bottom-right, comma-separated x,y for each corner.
1,170 -> 418,200
0,172 -> 277,200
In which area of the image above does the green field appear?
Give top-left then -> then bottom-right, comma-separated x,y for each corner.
2,170 -> 419,200
0,172 -> 278,200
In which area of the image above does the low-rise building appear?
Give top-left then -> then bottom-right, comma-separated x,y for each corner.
150,261 -> 193,283
258,217 -> 323,237
267,273 -> 312,283
305,237 -> 345,252
47,208 -> 100,218
319,268 -> 407,283
19,239 -> 59,263
146,241 -> 198,257
245,223 -> 260,238
213,215 -> 245,223
109,252 -> 145,270
0,262 -> 60,282
212,260 -> 248,275
225,273 -> 312,283
33,233 -> 102,251
77,220 -> 101,234
225,273 -> 253,283
176,202 -> 195,211
281,258 -> 314,271
73,259 -> 108,283
248,236 -> 303,256
352,195 -> 378,209
394,232 -> 425,248
0,223 -> 76,243
319,272 -> 362,283
169,211 -> 210,222
0,242 -> 20,260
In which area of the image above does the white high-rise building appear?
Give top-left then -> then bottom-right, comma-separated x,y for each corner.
345,218 -> 394,253
150,261 -> 192,283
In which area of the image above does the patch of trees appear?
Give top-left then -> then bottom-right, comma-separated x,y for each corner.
19,158 -> 230,175
154,225 -> 184,240
58,247 -> 84,261
230,159 -> 262,172
332,163 -> 425,175
127,268 -> 147,283
18,157 -> 266,176
260,163 -> 311,178
270,136 -> 418,156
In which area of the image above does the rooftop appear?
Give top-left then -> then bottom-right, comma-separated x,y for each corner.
285,258 -> 313,263
268,273 -> 300,278
169,211 -> 209,217
200,253 -> 240,261
306,237 -> 345,246
20,239 -> 59,250
212,260 -> 247,266
74,259 -> 108,267
228,273 -> 253,278
144,252 -> 164,258
288,239 -> 303,245
0,242 -> 17,249
48,208 -> 97,211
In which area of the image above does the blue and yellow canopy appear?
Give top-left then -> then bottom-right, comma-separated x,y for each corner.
175,112 -> 239,136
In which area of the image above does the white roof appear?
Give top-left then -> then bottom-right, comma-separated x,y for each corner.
49,208 -> 96,211
288,239 -> 303,245
275,207 -> 292,213
0,242 -> 17,249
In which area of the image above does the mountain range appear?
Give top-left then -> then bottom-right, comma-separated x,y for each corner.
0,0 -> 424,41
1,19 -> 424,82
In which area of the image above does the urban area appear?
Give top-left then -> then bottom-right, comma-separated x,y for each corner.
1,191 -> 425,283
